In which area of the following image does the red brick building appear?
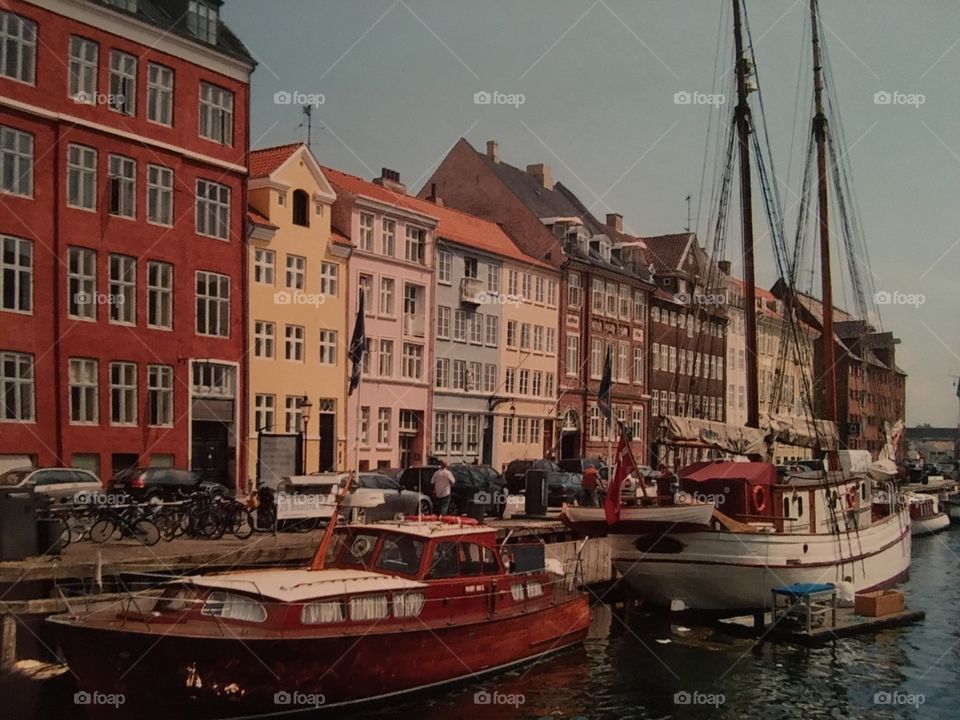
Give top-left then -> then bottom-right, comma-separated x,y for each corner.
0,0 -> 254,487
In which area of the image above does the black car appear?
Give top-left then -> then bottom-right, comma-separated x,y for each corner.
558,457 -> 609,480
546,471 -> 583,507
111,467 -> 228,501
502,458 -> 561,495
398,464 -> 506,517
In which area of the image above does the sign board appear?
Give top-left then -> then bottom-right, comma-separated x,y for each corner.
258,433 -> 300,486
276,490 -> 338,520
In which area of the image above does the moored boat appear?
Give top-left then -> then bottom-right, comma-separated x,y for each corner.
50,519 -> 590,718
906,493 -> 950,536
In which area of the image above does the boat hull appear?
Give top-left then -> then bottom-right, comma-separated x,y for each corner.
610,509 -> 911,612
52,595 -> 589,719
911,512 -> 950,536
561,502 -> 715,536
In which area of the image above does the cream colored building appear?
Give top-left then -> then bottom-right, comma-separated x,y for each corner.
246,144 -> 349,482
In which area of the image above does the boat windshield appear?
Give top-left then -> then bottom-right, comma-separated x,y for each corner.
326,529 -> 425,576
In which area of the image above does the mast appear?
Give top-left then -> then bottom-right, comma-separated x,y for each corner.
733,0 -> 760,429
810,0 -> 838,454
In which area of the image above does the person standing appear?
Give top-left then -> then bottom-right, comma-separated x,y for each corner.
431,461 -> 456,515
580,467 -> 600,507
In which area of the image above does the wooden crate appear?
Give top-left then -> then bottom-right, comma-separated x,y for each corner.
855,590 -> 905,617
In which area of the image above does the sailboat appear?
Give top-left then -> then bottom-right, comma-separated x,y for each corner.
562,0 -> 911,612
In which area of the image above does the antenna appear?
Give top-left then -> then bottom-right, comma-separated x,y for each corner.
684,194 -> 692,232
302,105 -> 312,148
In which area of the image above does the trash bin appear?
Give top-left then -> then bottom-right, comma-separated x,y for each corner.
37,517 -> 65,555
466,497 -> 486,522
0,490 -> 38,560
524,470 -> 548,517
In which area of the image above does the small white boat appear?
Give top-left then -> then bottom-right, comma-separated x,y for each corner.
907,493 -> 950,536
561,500 -> 716,535
942,494 -> 960,524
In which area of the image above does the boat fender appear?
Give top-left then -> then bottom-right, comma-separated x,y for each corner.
752,485 -> 768,514
405,514 -> 438,522
846,486 -> 859,509
440,515 -> 479,525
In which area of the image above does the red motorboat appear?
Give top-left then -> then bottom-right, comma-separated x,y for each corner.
50,518 -> 590,718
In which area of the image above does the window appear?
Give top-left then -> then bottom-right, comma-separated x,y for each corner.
0,11 -> 36,84
284,325 -> 304,362
285,254 -> 305,290
517,417 -> 528,444
464,257 -> 478,279
359,406 -> 370,444
108,50 -> 136,115
568,272 -> 582,307
484,364 -> 496,393
196,271 -> 230,337
196,179 -> 230,239
591,339 -> 603,379
379,277 -> 395,316
254,394 -> 275,432
292,189 -> 309,227
433,412 -> 447,451
545,328 -> 556,354
1,235 -> 32,313
359,213 -> 374,252
606,282 -> 617,315
187,0 -> 219,43
566,336 -> 579,377
405,226 -> 425,264
436,306 -> 451,339
147,365 -> 173,426
146,62 -> 173,125
453,310 -> 467,342
358,274 -> 373,314
545,372 -> 555,397
436,248 -> 452,283
518,370 -> 529,395
589,405 -> 601,439
450,414 -> 463,452
378,339 -> 393,377
469,313 -> 483,344
69,358 -> 98,424
377,408 -> 391,444
521,273 -> 532,300
487,264 -> 500,293
533,326 -> 544,353
502,415 -> 513,443
508,269 -> 519,296
284,396 -> 303,433
192,362 -> 234,398
147,165 -> 173,225
452,360 -> 466,390
467,362 -> 482,392
319,330 -> 337,365
402,343 -> 423,380
108,254 -> 136,324
534,275 -> 544,303
254,320 -> 274,358
108,154 -> 135,218
1,351 -> 34,421
634,292 -> 646,323
546,279 -> 557,306
435,358 -> 449,388
381,219 -> 396,256
301,600 -> 344,625
532,371 -> 542,397
147,260 -> 173,329
0,126 -> 33,196
320,262 -> 338,296
109,361 -> 136,425
67,247 -> 96,319
506,320 -> 517,348
254,249 -> 274,284
199,82 -> 233,145
633,346 -> 644,385
68,37 -> 98,103
504,368 -> 515,394
530,418 -> 542,446
520,323 -> 531,349
485,315 -> 498,346
67,144 -> 97,210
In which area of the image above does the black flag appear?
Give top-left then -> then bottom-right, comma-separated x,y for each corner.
348,289 -> 366,395
598,345 -> 613,424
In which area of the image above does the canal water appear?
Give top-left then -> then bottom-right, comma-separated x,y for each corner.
345,529 -> 960,720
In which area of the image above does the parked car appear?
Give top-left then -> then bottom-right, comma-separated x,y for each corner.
110,467 -> 228,501
0,467 -> 102,502
934,462 -> 957,481
546,471 -> 583,507
398,464 -> 506,517
502,458 -> 561,495
558,457 -> 609,480
354,473 -> 432,521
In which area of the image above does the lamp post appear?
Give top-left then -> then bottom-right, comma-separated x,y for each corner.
298,396 -> 313,475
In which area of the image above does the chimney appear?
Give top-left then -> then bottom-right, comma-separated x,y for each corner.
718,260 -> 731,275
426,182 -> 444,207
526,163 -> 553,190
606,213 -> 623,233
373,167 -> 406,194
486,140 -> 499,163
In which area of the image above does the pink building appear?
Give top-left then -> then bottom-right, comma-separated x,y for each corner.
325,167 -> 436,470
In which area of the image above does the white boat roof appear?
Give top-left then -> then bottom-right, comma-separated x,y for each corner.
185,568 -> 427,602
360,520 -> 496,538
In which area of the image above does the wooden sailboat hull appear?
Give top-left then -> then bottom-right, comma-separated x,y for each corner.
610,508 -> 911,612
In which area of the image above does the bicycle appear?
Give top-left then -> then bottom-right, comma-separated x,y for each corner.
88,503 -> 160,546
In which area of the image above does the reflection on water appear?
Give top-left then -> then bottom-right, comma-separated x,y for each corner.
348,531 -> 960,720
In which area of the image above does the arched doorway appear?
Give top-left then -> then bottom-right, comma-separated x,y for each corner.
559,408 -> 581,460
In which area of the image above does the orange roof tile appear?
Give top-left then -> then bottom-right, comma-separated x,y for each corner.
249,143 -> 303,179
247,205 -> 276,228
322,165 -> 554,270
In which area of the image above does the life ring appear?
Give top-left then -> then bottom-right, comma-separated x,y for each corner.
752,485 -> 768,514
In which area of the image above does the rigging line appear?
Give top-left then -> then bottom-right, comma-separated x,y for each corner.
695,0 -> 729,240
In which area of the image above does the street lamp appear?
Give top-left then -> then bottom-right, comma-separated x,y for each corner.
298,396 -> 313,474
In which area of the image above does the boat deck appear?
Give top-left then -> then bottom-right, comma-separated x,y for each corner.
716,606 -> 925,645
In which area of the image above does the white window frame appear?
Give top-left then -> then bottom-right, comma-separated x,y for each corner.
0,11 -> 35,85
0,351 -> 34,421
109,361 -> 137,426
284,324 -> 305,362
108,50 -> 136,116
147,364 -> 173,427
147,164 -> 173,226
254,248 -> 275,285
0,234 -> 32,314
195,270 -> 230,337
68,36 -> 98,104
146,260 -> 173,329
146,62 -> 174,126
199,81 -> 234,145
108,253 -> 136,325
319,330 -> 337,365
67,144 -> 97,210
108,154 -> 136,218
67,246 -> 96,320
68,358 -> 98,425
437,248 -> 452,284
320,262 -> 338,296
196,179 -> 231,240
0,126 -> 33,197
254,320 -> 275,359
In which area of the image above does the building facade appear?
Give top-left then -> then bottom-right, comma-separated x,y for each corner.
0,0 -> 254,486
246,143 -> 348,480
326,166 -> 435,471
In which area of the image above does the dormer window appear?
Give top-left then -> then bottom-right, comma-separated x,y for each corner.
187,1 -> 218,44
292,189 -> 309,227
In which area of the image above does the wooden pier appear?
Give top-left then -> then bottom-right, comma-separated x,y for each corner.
716,606 -> 926,645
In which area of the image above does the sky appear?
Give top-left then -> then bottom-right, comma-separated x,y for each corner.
223,0 -> 960,428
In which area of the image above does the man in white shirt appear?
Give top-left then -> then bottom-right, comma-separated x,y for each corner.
431,461 -> 456,515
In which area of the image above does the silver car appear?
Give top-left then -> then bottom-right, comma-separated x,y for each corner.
0,467 -> 102,502
355,473 -> 432,521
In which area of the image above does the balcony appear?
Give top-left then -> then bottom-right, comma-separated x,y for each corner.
460,276 -> 484,306
404,313 -> 426,338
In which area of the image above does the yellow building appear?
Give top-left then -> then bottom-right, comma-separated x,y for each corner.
246,144 -> 349,483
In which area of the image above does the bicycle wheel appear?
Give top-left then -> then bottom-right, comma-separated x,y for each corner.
89,518 -> 116,544
232,509 -> 254,540
199,510 -> 226,540
131,519 -> 160,546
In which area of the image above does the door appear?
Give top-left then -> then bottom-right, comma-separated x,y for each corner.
399,435 -> 414,469
317,412 -> 335,472
192,421 -> 229,487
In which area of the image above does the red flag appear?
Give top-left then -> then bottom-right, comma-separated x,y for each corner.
605,429 -> 638,524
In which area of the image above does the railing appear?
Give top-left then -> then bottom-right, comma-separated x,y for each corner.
403,313 -> 425,338
459,277 -> 484,305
